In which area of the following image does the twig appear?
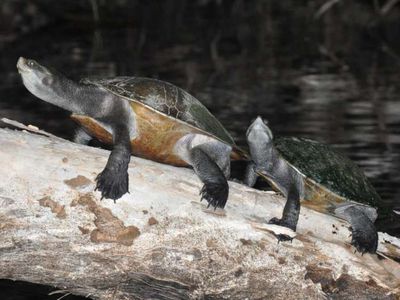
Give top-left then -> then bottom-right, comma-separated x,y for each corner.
89,0 -> 100,23
314,0 -> 342,19
0,117 -> 60,139
48,290 -> 72,300
380,0 -> 400,15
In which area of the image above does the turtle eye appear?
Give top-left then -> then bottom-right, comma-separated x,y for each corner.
27,60 -> 35,67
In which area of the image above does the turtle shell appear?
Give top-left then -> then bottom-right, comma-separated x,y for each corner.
85,77 -> 235,146
274,137 -> 380,210
72,77 -> 246,166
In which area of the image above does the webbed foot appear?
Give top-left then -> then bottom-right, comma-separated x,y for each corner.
95,167 -> 129,201
200,181 -> 228,209
337,206 -> 378,254
187,145 -> 230,210
351,228 -> 378,254
269,217 -> 296,242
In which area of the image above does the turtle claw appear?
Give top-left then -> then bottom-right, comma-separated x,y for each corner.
199,181 -> 228,210
268,217 -> 296,242
269,217 -> 296,230
276,234 -> 294,243
350,229 -> 378,254
95,167 -> 129,201
200,185 -> 206,196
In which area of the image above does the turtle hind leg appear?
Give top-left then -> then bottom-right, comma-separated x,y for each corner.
95,126 -> 131,201
190,146 -> 229,209
175,134 -> 231,209
73,127 -> 92,145
339,206 -> 378,254
269,183 -> 300,241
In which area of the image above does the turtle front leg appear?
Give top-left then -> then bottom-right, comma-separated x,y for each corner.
337,206 -> 378,254
190,146 -> 229,209
95,126 -> 131,201
244,161 -> 259,187
269,183 -> 300,241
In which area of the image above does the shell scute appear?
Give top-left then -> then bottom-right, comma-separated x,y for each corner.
274,137 -> 380,208
85,77 -> 235,146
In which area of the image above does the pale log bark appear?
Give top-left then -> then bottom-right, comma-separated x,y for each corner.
0,126 -> 399,299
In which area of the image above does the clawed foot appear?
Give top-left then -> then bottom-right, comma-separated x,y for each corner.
269,217 -> 296,242
200,181 -> 228,209
351,228 -> 378,254
95,168 -> 129,201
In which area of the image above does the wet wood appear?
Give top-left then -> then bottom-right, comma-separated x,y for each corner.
0,127 -> 399,300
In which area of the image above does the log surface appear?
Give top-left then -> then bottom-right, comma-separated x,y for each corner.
0,127 -> 399,299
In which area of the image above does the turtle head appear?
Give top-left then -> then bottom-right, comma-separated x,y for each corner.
246,116 -> 274,143
17,57 -> 60,102
246,116 -> 274,166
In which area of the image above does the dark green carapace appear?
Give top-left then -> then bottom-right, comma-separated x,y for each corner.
246,117 -> 380,253
275,137 -> 380,208
85,77 -> 235,146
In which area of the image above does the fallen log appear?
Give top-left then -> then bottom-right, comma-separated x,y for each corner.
0,126 -> 399,299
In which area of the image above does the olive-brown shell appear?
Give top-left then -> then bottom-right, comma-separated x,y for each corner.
84,77 -> 235,146
72,77 -> 246,166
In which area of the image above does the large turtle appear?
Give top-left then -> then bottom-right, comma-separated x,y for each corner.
245,117 -> 380,253
16,57 -> 246,208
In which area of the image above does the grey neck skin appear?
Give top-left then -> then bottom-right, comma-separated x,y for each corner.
256,143 -> 293,197
18,57 -> 115,119
248,138 -> 274,174
248,137 -> 301,198
41,76 -> 113,118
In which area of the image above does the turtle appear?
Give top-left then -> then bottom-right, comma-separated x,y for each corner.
16,57 -> 247,208
245,117 -> 380,253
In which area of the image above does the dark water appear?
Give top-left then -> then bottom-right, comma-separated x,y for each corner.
0,2 -> 400,298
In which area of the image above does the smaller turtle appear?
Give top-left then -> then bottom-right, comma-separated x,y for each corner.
16,57 -> 246,207
245,117 -> 379,253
